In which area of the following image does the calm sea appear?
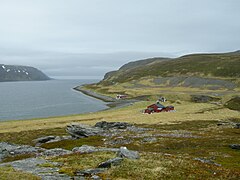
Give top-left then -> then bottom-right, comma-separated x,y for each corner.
0,79 -> 108,121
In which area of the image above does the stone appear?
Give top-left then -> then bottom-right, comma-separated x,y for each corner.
91,175 -> 102,180
72,145 -> 98,154
72,145 -> 120,154
229,144 -> 240,150
194,158 -> 221,166
105,138 -> 132,145
234,123 -> 240,129
94,121 -> 132,130
141,137 -> 157,143
0,142 -> 44,161
117,147 -> 140,159
98,157 -> 123,168
40,148 -> 72,157
33,136 -> 57,144
75,168 -> 105,176
0,158 -> 71,180
66,123 -> 103,138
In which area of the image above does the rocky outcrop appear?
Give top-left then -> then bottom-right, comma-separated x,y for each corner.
66,121 -> 147,140
66,123 -> 104,138
0,64 -> 50,82
33,135 -> 73,146
0,158 -> 71,180
0,142 -> 44,162
94,121 -> 132,130
40,148 -> 73,157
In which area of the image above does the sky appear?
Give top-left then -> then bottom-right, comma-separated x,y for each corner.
0,0 -> 240,79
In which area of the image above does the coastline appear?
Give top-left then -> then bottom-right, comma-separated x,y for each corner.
73,85 -> 138,109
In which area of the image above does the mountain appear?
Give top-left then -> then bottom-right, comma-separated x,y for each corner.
100,51 -> 240,85
0,64 -> 50,82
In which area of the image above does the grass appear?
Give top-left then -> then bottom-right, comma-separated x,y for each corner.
0,166 -> 40,180
107,153 -> 240,180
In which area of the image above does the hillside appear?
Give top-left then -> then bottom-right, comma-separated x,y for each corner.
101,51 -> 240,85
0,64 -> 50,82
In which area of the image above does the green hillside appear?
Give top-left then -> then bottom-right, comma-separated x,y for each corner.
101,52 -> 240,84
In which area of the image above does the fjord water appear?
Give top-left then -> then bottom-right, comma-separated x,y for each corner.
0,79 -> 108,121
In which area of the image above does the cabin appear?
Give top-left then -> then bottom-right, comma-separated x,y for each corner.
144,102 -> 174,114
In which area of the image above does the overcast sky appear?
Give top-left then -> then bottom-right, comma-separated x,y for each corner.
0,0 -> 240,79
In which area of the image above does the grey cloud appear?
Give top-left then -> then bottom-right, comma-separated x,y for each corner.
0,0 -> 240,78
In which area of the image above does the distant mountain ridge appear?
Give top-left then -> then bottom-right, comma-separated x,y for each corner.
101,51 -> 240,85
0,64 -> 50,82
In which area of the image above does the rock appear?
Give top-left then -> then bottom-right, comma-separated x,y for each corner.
194,158 -> 221,166
117,147 -> 139,159
72,145 -> 98,154
66,123 -> 103,138
191,95 -> 215,103
0,158 -> 71,180
0,142 -> 44,161
98,147 -> 120,153
75,168 -> 105,176
40,148 -> 72,157
72,145 -> 120,154
91,175 -> 102,180
98,157 -> 123,168
229,144 -> 240,150
105,138 -> 132,145
94,121 -> 132,130
141,137 -> 157,143
234,123 -> 240,129
33,136 -> 57,144
33,135 -> 73,146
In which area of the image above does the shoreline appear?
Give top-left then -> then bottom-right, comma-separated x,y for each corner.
73,85 -> 139,109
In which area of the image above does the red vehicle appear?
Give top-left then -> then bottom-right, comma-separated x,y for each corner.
144,102 -> 174,114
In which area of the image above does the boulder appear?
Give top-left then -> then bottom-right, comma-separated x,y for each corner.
66,123 -> 103,138
117,147 -> 139,159
40,148 -> 72,157
229,144 -> 240,150
72,145 -> 98,154
72,145 -> 120,154
33,136 -> 57,144
98,157 -> 123,168
75,168 -> 105,176
94,121 -> 132,130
